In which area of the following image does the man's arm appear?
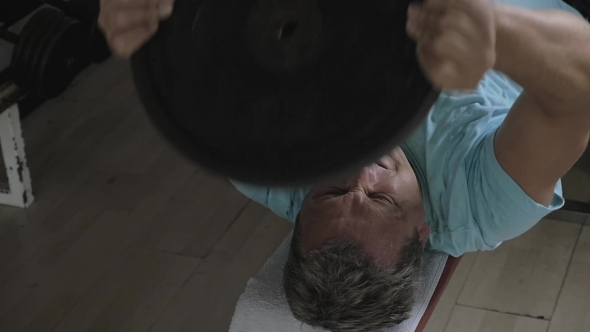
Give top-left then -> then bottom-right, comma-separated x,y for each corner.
493,3 -> 590,206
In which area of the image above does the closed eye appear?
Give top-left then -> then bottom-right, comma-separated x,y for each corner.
369,193 -> 394,205
376,161 -> 388,169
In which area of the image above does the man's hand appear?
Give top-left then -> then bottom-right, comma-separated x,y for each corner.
406,0 -> 497,90
98,0 -> 175,58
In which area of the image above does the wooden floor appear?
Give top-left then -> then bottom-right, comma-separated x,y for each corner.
0,58 -> 589,332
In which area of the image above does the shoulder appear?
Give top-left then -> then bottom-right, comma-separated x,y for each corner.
422,71 -> 564,255
419,72 -> 521,163
229,180 -> 309,222
426,128 -> 564,256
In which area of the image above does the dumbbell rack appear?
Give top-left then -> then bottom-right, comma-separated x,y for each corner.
0,4 -> 45,119
0,4 -> 68,208
0,83 -> 34,208
0,0 -> 109,108
0,0 -> 109,208
0,37 -> 36,208
0,5 -> 39,208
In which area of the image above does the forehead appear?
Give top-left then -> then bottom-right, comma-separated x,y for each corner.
300,197 -> 408,264
305,191 -> 403,217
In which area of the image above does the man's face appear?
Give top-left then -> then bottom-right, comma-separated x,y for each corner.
298,146 -> 430,266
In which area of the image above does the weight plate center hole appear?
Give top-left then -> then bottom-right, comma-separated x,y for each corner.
278,21 -> 298,41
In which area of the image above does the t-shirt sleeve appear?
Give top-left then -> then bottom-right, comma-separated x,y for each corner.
228,180 -> 307,222
413,71 -> 567,256
465,128 -> 565,248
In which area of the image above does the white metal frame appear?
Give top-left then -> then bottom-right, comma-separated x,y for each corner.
0,103 -> 33,208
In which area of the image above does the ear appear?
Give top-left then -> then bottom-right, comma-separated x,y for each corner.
418,223 -> 431,251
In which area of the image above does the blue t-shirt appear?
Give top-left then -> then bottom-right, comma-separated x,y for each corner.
399,71 -> 565,257
231,0 -> 583,257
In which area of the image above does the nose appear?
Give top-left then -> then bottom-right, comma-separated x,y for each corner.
341,163 -> 380,188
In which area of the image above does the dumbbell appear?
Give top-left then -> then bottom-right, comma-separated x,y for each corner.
0,0 -> 43,27
564,0 -> 590,20
0,7 -> 88,99
130,0 -> 439,186
46,0 -> 111,63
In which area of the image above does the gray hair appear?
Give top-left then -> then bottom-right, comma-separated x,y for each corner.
283,220 -> 423,332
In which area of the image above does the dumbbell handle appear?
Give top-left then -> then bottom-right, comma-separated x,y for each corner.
0,29 -> 19,44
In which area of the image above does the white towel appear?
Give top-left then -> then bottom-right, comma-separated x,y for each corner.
230,232 -> 449,332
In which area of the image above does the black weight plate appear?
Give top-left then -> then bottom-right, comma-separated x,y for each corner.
28,10 -> 69,96
0,0 -> 43,27
35,16 -> 88,99
131,0 -> 439,186
87,15 -> 111,62
64,0 -> 110,62
18,8 -> 62,88
86,0 -> 100,22
30,13 -> 70,98
12,7 -> 61,90
66,0 -> 98,23
63,0 -> 81,19
564,0 -> 590,19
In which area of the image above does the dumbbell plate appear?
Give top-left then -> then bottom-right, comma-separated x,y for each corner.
66,0 -> 111,62
87,15 -> 111,63
12,8 -> 61,92
131,0 -> 439,186
28,9 -> 68,96
66,0 -> 98,24
35,16 -> 88,99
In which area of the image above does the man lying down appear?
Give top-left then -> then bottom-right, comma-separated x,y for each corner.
99,0 -> 590,330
